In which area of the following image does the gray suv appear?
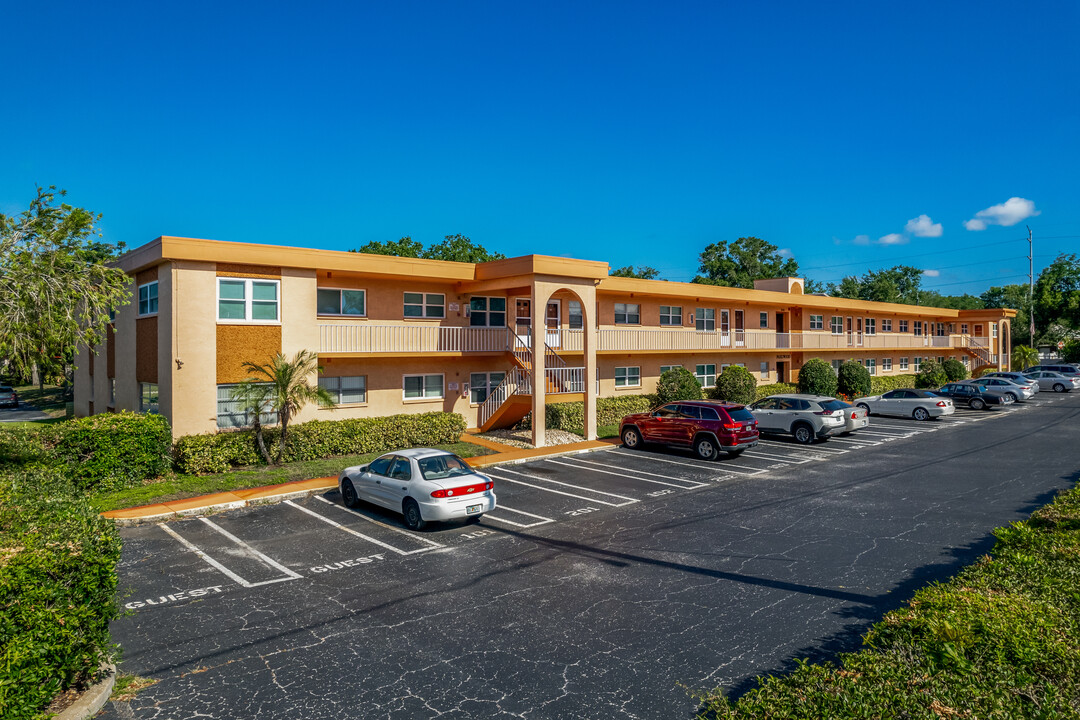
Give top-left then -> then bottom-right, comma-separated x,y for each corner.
748,394 -> 847,444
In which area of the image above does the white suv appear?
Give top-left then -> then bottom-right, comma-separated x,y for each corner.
748,394 -> 847,444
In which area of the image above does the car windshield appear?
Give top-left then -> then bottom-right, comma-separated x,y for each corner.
418,454 -> 474,481
912,390 -> 936,398
817,400 -> 848,412
727,408 -> 755,423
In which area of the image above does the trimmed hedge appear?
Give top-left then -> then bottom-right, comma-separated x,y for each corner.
868,373 -> 917,395
655,367 -> 704,405
942,357 -> 969,382
698,485 -> 1080,719
0,412 -> 172,492
519,395 -> 656,432
174,411 -> 467,475
797,358 -> 838,397
0,469 -> 122,719
755,382 -> 797,400
709,366 -> 757,405
837,360 -> 871,399
915,358 -> 948,388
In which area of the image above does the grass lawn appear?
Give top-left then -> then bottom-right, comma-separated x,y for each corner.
1,417 -> 70,429
91,441 -> 494,513
11,384 -> 69,418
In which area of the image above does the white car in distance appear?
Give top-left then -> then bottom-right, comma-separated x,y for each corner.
339,448 -> 496,530
856,389 -> 955,421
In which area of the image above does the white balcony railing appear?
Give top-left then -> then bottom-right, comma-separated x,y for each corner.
319,325 -> 512,354
594,329 -> 964,353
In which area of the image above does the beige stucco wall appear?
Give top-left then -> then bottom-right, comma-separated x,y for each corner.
283,268 -> 321,425
114,278 -> 139,411
169,262 -> 218,437
73,343 -> 91,416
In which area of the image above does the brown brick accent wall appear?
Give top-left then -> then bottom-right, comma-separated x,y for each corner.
106,327 -> 116,378
217,325 -> 282,383
136,316 -> 158,383
135,266 -> 159,285
217,263 -> 281,279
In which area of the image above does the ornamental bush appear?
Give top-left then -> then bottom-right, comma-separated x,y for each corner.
869,374 -> 917,394
837,360 -> 871,398
519,395 -> 655,432
0,469 -> 122,719
797,358 -> 838,397
755,382 -> 797,400
942,358 -> 969,382
655,367 -> 704,405
1062,339 -> 1080,364
708,365 -> 757,405
915,359 -> 949,388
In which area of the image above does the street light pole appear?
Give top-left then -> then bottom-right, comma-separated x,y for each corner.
1027,225 -> 1034,348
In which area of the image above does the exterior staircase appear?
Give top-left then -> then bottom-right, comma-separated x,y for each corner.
959,334 -> 999,373
477,332 -> 585,431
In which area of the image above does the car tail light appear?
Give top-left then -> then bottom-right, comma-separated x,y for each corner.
722,422 -> 740,429
430,481 -> 494,498
936,401 -> 947,407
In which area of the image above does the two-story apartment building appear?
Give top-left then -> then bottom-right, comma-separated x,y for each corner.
74,236 -> 1015,447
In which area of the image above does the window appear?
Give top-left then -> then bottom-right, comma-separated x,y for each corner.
695,308 -> 715,331
882,358 -> 892,371
614,303 -> 640,324
759,361 -> 769,378
216,383 -> 275,428
913,357 -> 922,372
900,357 -> 909,371
469,297 -> 506,327
937,356 -> 945,364
831,359 -> 842,374
218,278 -> 279,321
319,375 -> 367,405
109,378 -> 115,405
139,383 -> 159,414
991,322 -> 998,338
659,365 -> 682,375
469,372 -> 506,403
568,301 -> 583,329
899,319 -> 909,333
961,355 -> 969,366
866,358 -> 876,375
881,319 -> 892,332
961,323 -> 969,334
404,292 -> 445,319
404,374 -> 444,400
138,281 -> 159,316
760,311 -> 769,328
695,364 -> 716,388
317,288 -> 366,316
913,321 -> 923,336
660,305 -> 682,326
830,316 -> 843,334
865,318 -> 876,335
615,366 -> 640,388
809,315 -> 824,330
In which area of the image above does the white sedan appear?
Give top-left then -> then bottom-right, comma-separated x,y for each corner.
339,448 -> 496,530
856,389 -> 955,421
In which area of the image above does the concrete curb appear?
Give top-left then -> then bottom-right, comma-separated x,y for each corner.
55,663 -> 115,720
106,485 -> 336,527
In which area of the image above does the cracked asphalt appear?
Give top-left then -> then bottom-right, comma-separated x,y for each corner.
102,392 -> 1080,719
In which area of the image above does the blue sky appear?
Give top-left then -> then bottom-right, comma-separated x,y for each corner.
2,1 -> 1077,294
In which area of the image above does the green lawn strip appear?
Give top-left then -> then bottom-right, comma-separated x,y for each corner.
0,417 -> 70,429
91,441 -> 493,512
697,484 -> 1080,719
10,384 -> 69,417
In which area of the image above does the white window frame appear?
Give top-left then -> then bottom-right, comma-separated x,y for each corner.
216,382 -> 276,428
614,303 -> 640,325
760,311 -> 769,329
403,373 -> 444,400
866,358 -> 876,375
319,375 -> 367,406
568,300 -> 583,330
659,364 -> 682,375
469,296 -> 507,327
695,308 -> 715,332
614,366 -> 641,388
881,318 -> 892,332
991,322 -> 998,338
759,361 -> 769,378
831,359 -> 842,375
961,323 -> 969,334
809,314 -> 824,330
695,363 -> 716,388
403,292 -> 446,319
138,281 -> 159,317
865,318 -> 876,335
659,305 -> 682,326
899,319 -> 909,333
317,287 -> 367,317
217,278 -> 280,323
139,382 -> 159,414
913,320 -> 923,337
913,357 -> 922,372
830,316 -> 843,335
882,358 -> 892,372
900,357 -> 909,371
469,371 -> 506,404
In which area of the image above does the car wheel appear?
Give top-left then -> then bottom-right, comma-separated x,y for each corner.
970,398 -> 985,410
792,423 -> 814,444
1006,393 -> 1018,402
403,498 -> 426,531
912,407 -> 930,421
341,478 -> 361,509
621,427 -> 643,450
856,403 -> 871,415
1054,383 -> 1065,393
694,436 -> 718,461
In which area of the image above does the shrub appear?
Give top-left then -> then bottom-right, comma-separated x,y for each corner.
797,358 -> 838,397
655,367 -> 703,405
708,366 -> 757,405
869,374 -> 917,394
837,360 -> 871,398
942,357 -> 968,382
0,469 -> 121,719
518,395 -> 655,432
173,411 -> 467,475
915,358 -> 949,388
1062,339 -> 1080,364
755,382 -> 796,400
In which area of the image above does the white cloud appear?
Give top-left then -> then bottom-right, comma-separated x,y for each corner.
778,248 -> 793,257
964,197 -> 1039,231
878,233 -> 907,245
853,234 -> 871,246
905,214 -> 943,237
922,269 -> 940,277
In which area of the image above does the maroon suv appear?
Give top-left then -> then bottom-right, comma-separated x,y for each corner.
619,400 -> 760,460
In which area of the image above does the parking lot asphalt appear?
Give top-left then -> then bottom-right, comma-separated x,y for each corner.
103,392 -> 1080,719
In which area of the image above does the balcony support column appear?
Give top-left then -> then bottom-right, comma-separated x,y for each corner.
530,286 -> 547,448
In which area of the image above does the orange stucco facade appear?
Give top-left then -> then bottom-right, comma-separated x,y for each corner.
73,237 -> 1015,445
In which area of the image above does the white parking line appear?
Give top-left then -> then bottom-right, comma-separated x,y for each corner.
603,448 -> 767,475
546,457 -> 709,489
198,517 -> 305,579
740,450 -> 814,464
487,467 -> 639,506
482,505 -> 555,528
287,500 -> 442,555
758,439 -> 849,455
159,522 -> 299,589
826,436 -> 883,446
853,428 -> 920,438
313,496 -> 443,547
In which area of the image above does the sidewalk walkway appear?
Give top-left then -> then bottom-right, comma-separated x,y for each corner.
102,435 -> 620,525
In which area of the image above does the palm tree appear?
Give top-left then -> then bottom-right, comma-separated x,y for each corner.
1011,344 -> 1039,371
229,380 -> 274,464
240,350 -> 334,463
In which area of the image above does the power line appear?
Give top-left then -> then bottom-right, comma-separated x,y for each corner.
922,273 -> 1030,289
799,235 -> 1080,273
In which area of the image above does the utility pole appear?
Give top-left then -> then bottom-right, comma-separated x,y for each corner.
1027,225 -> 1034,348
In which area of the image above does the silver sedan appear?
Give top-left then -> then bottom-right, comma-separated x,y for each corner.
339,448 -> 496,530
1025,370 -> 1080,393
855,389 -> 955,420
966,377 -> 1036,402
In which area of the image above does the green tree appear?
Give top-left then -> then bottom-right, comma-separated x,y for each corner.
942,358 -> 968,382
1062,339 -> 1080,364
1011,345 -> 1039,371
0,186 -> 129,387
802,278 -> 829,294
828,276 -> 862,299
797,358 -> 838,397
693,237 -> 799,288
350,236 -> 424,257
654,367 -> 703,405
423,234 -> 506,263
982,284 -> 1032,346
229,380 -> 275,464
609,265 -> 661,279
1032,254 -> 1080,343
240,350 -> 335,463
837,360 -> 871,398
708,365 -> 757,405
915,359 -> 948,388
